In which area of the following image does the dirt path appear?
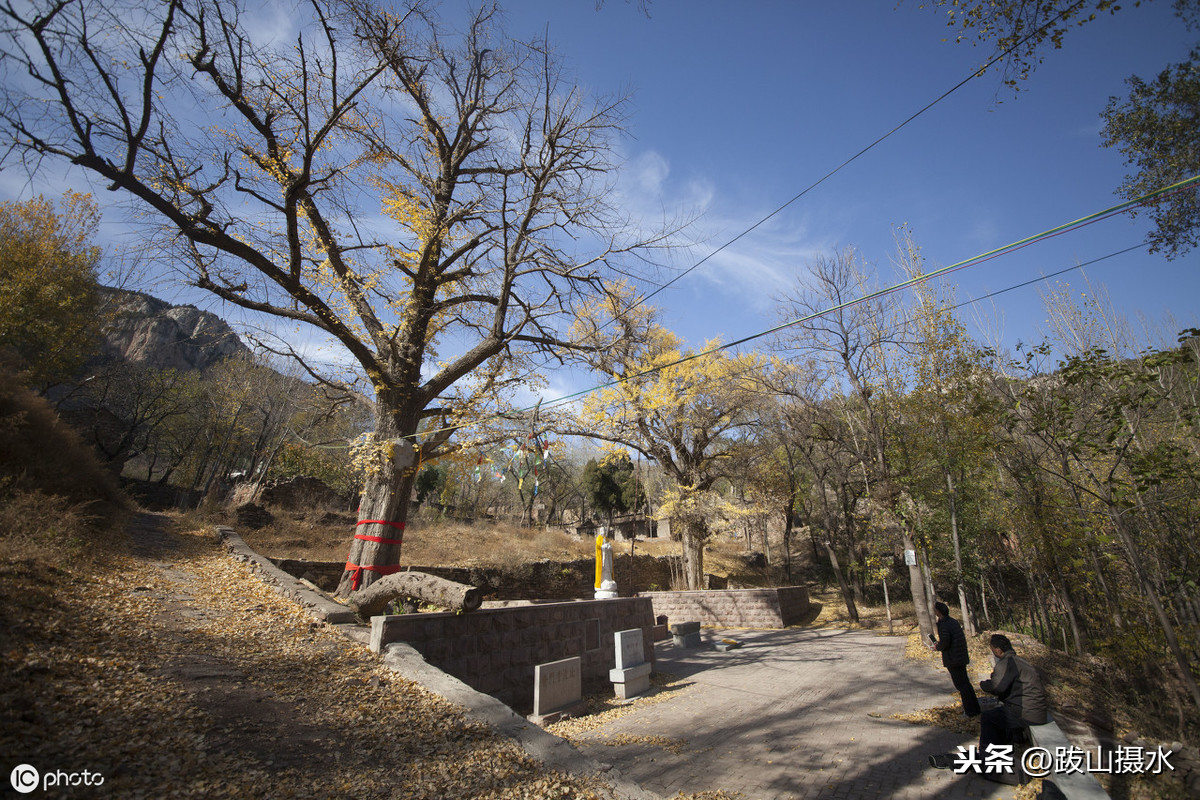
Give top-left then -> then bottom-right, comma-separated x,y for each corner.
2,513 -> 613,799
125,513 -> 341,772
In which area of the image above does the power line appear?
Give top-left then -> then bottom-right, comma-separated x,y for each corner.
629,0 -> 1093,312
413,173 -> 1200,439
502,1 -> 1095,392
300,232 -> 1170,453
566,242 -> 1157,417
460,241 -> 1156,451
946,243 -> 1148,316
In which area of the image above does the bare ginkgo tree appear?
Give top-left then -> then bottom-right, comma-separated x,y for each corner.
1,0 -> 668,595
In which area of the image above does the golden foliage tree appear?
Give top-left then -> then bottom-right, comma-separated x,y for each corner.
1,0 -> 666,595
573,289 -> 767,588
0,192 -> 103,388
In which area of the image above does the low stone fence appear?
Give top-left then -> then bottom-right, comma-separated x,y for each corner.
369,597 -> 655,714
273,555 -> 677,600
640,587 -> 810,629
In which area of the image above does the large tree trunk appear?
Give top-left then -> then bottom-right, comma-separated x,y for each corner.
883,579 -> 894,635
1051,568 -> 1087,656
904,528 -> 935,640
980,572 -> 991,626
1030,573 -> 1051,643
349,571 -> 483,618
782,502 -> 795,582
1088,545 -> 1123,629
946,471 -> 976,636
681,518 -> 707,589
336,419 -> 418,598
920,542 -> 937,616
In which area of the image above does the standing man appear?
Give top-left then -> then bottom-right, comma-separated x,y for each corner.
929,601 -> 980,718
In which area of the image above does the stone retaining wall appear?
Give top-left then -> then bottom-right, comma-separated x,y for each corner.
640,587 -> 810,629
369,597 -> 655,714
274,555 -> 677,600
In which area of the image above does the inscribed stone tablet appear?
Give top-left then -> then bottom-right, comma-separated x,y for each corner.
614,628 -> 645,670
533,656 -> 582,717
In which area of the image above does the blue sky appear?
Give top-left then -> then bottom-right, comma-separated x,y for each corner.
497,0 -> 1199,367
4,1 -> 1197,405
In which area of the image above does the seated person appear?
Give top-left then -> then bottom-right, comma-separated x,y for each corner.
929,633 -> 1048,783
978,633 -> 1048,750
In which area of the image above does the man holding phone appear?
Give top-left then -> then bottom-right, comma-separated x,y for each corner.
928,601 -> 980,718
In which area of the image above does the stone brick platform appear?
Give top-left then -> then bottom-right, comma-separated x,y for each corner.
641,587 -> 810,628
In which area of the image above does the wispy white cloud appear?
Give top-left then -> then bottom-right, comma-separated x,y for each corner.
624,150 -> 671,197
610,146 -> 715,251
696,215 -> 835,303
240,0 -> 304,49
698,246 -> 800,306
610,143 -> 854,320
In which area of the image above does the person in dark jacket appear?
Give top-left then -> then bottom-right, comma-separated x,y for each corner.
929,633 -> 1049,782
978,633 -> 1048,749
929,601 -> 980,717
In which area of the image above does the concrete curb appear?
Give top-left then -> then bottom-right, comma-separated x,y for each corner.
214,525 -> 357,624
213,525 -> 660,800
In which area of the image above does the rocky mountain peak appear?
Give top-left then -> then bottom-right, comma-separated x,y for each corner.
99,287 -> 250,371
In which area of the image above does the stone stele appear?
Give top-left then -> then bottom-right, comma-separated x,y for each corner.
614,628 -> 645,670
529,656 -> 585,724
609,628 -> 651,700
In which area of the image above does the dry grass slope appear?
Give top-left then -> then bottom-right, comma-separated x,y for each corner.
234,505 -> 785,583
0,366 -> 128,563
1,521 -> 616,798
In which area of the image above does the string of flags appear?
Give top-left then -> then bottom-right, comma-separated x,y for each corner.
472,432 -> 554,496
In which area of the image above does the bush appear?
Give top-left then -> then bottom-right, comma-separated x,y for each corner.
0,488 -> 110,561
0,364 -> 126,559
